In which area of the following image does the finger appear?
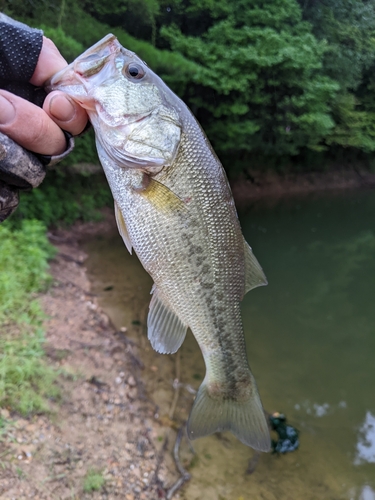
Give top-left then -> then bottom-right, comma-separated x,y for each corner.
30,37 -> 68,86
43,91 -> 88,136
0,90 -> 67,155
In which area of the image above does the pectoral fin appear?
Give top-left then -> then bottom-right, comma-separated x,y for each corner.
244,239 -> 267,293
148,286 -> 187,354
114,201 -> 132,254
139,176 -> 187,213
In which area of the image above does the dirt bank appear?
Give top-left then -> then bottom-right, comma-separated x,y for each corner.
230,166 -> 375,208
0,214 -> 180,499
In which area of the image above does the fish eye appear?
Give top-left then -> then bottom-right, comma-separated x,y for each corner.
124,63 -> 146,80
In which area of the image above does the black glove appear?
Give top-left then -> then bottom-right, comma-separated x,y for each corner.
0,14 -> 73,222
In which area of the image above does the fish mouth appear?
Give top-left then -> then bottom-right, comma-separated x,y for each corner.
45,34 -> 120,93
45,67 -> 79,93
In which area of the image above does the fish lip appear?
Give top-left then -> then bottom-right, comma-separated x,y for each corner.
45,69 -> 78,93
45,33 -> 120,93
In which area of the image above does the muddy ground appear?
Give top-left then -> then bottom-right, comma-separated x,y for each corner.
0,216 -> 182,500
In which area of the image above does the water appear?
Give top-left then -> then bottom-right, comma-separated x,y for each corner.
83,190 -> 375,499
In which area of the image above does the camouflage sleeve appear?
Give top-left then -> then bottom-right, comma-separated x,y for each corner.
0,14 -> 74,222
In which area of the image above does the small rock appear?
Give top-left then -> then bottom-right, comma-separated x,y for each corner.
128,388 -> 137,399
127,375 -> 136,387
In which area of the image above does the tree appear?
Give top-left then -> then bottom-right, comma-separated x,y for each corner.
159,0 -> 339,163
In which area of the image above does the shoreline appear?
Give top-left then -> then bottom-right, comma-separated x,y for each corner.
230,166 -> 375,208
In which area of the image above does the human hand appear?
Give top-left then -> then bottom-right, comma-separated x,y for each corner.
0,36 -> 88,156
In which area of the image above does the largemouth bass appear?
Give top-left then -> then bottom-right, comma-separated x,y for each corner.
48,35 -> 270,451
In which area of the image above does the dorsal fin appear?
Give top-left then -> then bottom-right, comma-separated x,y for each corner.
244,239 -> 267,294
114,201 -> 132,254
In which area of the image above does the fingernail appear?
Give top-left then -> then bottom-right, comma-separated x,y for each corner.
49,94 -> 76,122
0,94 -> 16,125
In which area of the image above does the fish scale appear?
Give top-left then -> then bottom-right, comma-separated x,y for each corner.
47,33 -> 270,451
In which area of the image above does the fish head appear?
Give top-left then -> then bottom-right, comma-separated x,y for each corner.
47,34 -> 182,174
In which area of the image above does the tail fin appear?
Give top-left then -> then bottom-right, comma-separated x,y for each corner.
187,381 -> 270,452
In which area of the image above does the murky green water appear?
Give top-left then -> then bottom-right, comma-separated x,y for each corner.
84,190 -> 375,500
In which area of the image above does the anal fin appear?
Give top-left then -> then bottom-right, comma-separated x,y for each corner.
115,201 -> 132,254
244,239 -> 267,294
148,286 -> 187,354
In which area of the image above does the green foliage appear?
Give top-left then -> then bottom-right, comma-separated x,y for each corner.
0,327 -> 60,416
326,93 -> 375,151
4,0 -> 375,172
82,0 -> 160,45
11,169 -> 112,227
299,0 -> 375,91
0,220 -> 59,416
49,2 -> 200,95
60,129 -> 98,165
161,0 -> 339,159
40,25 -> 84,61
298,0 -> 375,154
0,220 -> 55,323
83,469 -> 106,492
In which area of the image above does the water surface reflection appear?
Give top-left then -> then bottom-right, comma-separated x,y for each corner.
241,191 -> 375,496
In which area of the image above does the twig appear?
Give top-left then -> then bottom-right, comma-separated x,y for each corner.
41,473 -> 66,483
114,332 -> 140,348
0,449 -> 11,459
66,337 -> 106,349
168,351 -> 181,420
246,451 -> 261,475
53,279 -> 95,296
125,345 -> 145,370
151,434 -> 169,493
173,382 -> 197,395
57,252 -> 84,266
167,426 -> 191,499
47,232 -> 72,243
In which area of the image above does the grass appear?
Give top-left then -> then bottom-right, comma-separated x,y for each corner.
0,327 -> 61,415
13,168 -> 112,228
83,469 -> 106,492
0,220 -> 60,416
0,220 -> 55,323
